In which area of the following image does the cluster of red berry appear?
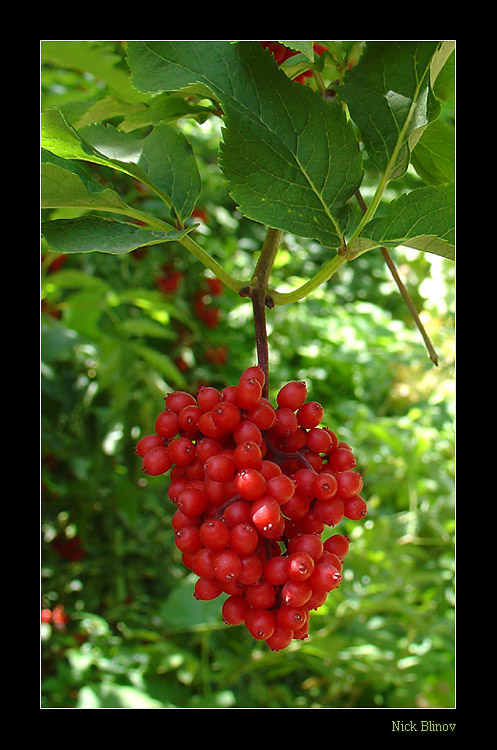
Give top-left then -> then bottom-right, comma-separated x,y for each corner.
261,41 -> 327,84
136,366 -> 367,651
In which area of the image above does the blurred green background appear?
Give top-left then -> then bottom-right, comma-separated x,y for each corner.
41,41 -> 455,709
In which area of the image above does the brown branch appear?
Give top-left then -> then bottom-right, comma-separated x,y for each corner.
355,190 -> 439,367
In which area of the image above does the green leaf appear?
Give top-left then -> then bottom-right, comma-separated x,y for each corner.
339,41 -> 443,180
411,118 -> 455,185
126,40 -> 363,249
41,109 -> 201,224
350,184 -> 455,261
41,150 -> 133,214
72,95 -> 146,129
118,92 -> 216,133
131,343 -> 188,388
278,41 -> 316,61
41,40 -> 145,104
42,215 -> 195,255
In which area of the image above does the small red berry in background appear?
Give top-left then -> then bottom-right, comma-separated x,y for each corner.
137,365 -> 368,651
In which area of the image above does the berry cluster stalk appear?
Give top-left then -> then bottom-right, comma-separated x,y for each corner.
240,227 -> 283,398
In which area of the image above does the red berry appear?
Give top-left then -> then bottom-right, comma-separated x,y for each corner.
266,625 -> 294,652
236,377 -> 263,409
154,409 -> 180,438
204,453 -> 236,482
212,548 -> 242,583
174,525 -> 202,554
327,447 -> 356,473
306,427 -> 333,454
251,495 -> 281,534
313,472 -> 338,500
165,390 -> 196,414
233,440 -> 262,469
245,608 -> 276,640
222,595 -> 249,625
309,562 -> 341,592
281,578 -> 312,607
336,470 -> 363,499
297,401 -> 324,429
276,381 -> 308,410
177,487 -> 208,516
262,555 -> 290,586
265,474 -> 295,505
235,468 -> 267,501
314,497 -> 344,527
343,495 -> 367,520
141,446 -> 172,476
276,605 -> 308,632
194,577 -> 223,600
229,523 -> 259,555
135,434 -> 164,458
323,534 -> 350,559
167,437 -> 196,466
246,401 -> 276,430
211,401 -> 242,433
197,385 -> 221,411
237,552 -> 263,585
287,551 -> 315,582
199,518 -> 230,550
245,579 -> 277,609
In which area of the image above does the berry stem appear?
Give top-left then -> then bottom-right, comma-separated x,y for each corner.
241,228 -> 283,397
264,435 -> 316,472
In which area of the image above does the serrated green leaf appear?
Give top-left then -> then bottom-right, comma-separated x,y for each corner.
278,41 -> 316,61
42,215 -> 195,255
339,41 -> 443,180
352,184 -> 455,261
127,40 -> 363,249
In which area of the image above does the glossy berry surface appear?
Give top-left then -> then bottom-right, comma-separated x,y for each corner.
137,366 -> 368,650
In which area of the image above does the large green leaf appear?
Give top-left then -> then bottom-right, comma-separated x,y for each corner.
126,40 -> 364,249
41,109 -> 201,225
339,41 -> 446,180
42,215 -> 195,255
349,184 -> 455,261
